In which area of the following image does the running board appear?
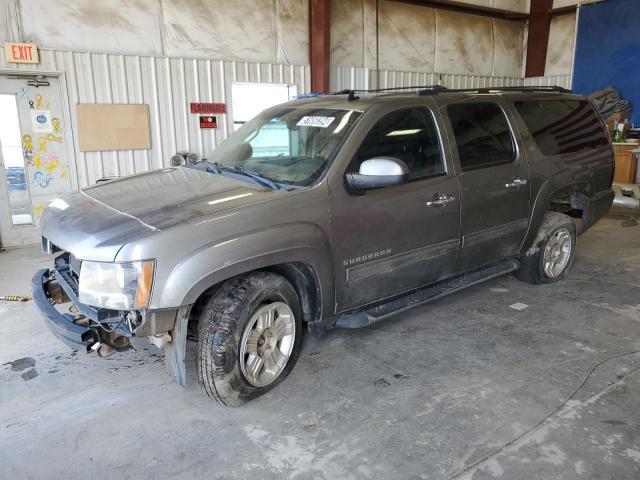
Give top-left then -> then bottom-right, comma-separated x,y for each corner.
334,258 -> 520,329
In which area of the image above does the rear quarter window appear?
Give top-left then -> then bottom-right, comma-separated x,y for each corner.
514,100 -> 609,156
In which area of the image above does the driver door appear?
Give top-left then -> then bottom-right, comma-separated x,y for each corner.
328,103 -> 461,312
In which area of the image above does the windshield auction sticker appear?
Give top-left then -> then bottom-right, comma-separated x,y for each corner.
296,116 -> 335,128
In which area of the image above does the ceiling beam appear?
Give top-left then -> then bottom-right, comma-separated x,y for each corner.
389,0 -> 529,21
549,4 -> 579,16
390,0 -> 577,20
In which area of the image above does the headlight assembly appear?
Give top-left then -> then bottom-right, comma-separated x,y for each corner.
79,260 -> 155,310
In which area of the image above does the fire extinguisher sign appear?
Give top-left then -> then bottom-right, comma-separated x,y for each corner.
199,116 -> 217,129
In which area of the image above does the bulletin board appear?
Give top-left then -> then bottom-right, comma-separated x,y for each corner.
572,0 -> 640,124
77,104 -> 151,151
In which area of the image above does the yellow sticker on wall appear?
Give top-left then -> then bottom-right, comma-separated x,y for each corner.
52,117 -> 62,134
38,136 -> 47,152
33,203 -> 47,215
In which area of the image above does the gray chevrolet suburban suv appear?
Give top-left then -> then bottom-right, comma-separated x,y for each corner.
33,86 -> 614,406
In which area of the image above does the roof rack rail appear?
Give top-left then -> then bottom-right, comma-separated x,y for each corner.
329,85 -> 572,101
417,85 -> 572,96
330,89 -> 360,101
330,85 -> 448,101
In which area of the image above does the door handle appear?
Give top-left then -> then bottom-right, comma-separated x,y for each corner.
426,193 -> 455,207
505,177 -> 528,188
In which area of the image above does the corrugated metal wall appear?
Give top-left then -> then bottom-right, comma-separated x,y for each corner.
524,75 -> 573,89
330,66 -> 523,91
331,66 -> 573,92
0,48 -> 310,188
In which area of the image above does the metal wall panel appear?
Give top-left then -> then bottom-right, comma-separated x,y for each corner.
331,66 -> 571,93
0,49 -> 311,188
523,75 -> 572,89
330,66 -> 523,91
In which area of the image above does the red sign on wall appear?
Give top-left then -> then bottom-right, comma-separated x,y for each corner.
191,102 -> 226,114
200,116 -> 217,129
5,42 -> 39,64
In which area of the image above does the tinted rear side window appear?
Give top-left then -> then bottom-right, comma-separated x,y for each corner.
514,100 -> 609,156
447,102 -> 515,170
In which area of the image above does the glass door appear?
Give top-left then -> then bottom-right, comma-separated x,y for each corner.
0,75 -> 72,248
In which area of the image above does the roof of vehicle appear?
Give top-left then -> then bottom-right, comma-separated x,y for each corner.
285,86 -> 586,111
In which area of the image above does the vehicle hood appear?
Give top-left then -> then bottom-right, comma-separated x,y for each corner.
39,167 -> 285,262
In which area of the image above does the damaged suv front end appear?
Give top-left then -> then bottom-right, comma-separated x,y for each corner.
28,169 -> 219,360
32,245 -> 176,357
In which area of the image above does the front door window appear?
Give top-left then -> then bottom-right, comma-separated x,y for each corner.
349,107 -> 445,180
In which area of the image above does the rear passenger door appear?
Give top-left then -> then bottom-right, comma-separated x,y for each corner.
444,99 -> 530,271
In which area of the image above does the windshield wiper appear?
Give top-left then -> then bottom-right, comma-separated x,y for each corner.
219,164 -> 279,190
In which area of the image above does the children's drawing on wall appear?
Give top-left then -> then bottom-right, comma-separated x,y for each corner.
22,134 -> 34,166
17,89 -> 68,202
35,93 -> 49,109
19,87 -> 32,108
36,133 -> 63,153
33,203 -> 47,216
37,135 -> 47,152
32,171 -> 52,189
52,117 -> 62,134
42,154 -> 60,175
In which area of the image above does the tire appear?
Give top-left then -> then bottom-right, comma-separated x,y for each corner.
196,271 -> 302,406
516,212 -> 577,284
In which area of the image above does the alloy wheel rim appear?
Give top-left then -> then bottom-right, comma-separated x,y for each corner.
542,227 -> 572,278
239,302 -> 296,388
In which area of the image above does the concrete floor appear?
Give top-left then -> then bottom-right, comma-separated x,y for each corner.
1,215 -> 640,480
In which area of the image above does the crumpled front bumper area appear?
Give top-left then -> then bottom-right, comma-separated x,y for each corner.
32,268 -> 99,351
33,252 -> 179,355
31,253 -> 136,354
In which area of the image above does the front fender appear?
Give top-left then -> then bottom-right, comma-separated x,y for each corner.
154,222 -> 334,318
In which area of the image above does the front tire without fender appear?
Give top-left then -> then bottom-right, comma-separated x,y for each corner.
196,272 -> 302,407
517,212 -> 577,284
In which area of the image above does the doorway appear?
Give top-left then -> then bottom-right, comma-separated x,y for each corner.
0,74 -> 72,248
231,82 -> 297,130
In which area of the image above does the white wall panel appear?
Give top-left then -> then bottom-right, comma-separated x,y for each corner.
545,13 -> 577,77
0,49 -> 310,188
19,0 -> 164,56
0,0 -> 21,43
331,66 -> 523,91
523,75 -> 572,89
15,0 -> 309,65
331,0 -> 526,77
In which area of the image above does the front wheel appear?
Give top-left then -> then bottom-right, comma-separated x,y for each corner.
516,212 -> 577,284
196,272 -> 302,406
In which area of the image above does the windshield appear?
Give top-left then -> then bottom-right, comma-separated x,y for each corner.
209,107 -> 362,187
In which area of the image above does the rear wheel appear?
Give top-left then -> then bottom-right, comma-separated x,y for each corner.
517,212 -> 577,284
196,272 -> 302,406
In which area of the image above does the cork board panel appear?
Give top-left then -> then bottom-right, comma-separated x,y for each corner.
77,104 -> 151,151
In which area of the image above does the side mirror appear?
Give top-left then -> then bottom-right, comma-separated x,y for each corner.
345,157 -> 410,190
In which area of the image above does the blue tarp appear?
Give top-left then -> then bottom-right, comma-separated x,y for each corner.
572,0 -> 640,125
